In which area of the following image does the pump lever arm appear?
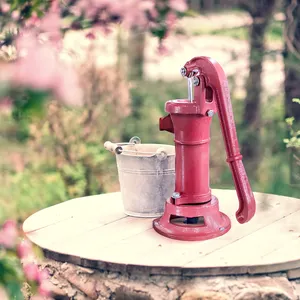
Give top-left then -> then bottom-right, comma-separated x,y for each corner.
183,56 -> 256,224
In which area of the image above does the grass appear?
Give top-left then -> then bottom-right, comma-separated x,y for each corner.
192,25 -> 248,40
191,20 -> 284,43
267,20 -> 284,42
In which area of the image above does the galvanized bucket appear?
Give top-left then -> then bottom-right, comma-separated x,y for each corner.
104,137 -> 175,217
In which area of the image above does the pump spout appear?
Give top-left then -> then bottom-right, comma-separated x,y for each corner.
159,114 -> 174,133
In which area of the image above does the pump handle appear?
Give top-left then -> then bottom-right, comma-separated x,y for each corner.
183,56 -> 256,223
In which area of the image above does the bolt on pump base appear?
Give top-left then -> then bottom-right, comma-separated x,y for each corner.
153,56 -> 256,241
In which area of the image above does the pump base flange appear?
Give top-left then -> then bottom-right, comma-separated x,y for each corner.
153,195 -> 231,241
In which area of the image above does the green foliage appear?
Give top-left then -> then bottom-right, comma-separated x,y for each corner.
122,80 -> 186,144
8,88 -> 49,142
60,163 -> 87,198
0,170 -> 66,224
267,19 -> 284,42
211,92 -> 299,196
0,223 -> 46,299
283,99 -> 300,186
0,249 -> 24,300
284,99 -> 300,149
0,77 -> 298,226
0,250 -> 24,300
8,0 -> 51,19
150,1 -> 188,40
293,98 -> 300,104
1,79 -> 298,225
11,89 -> 48,122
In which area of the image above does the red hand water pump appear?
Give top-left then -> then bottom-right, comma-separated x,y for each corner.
153,56 -> 256,241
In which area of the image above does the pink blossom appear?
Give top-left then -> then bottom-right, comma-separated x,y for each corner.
39,4 -> 62,45
40,10 -> 60,33
25,12 -> 40,27
169,0 -> 187,12
107,0 -> 149,29
53,64 -> 83,106
140,0 -> 155,11
69,4 -> 81,17
23,263 -> 39,281
14,31 -> 59,91
17,239 -> 33,259
0,220 -> 18,248
156,0 -> 166,10
31,295 -> 44,300
50,0 -> 59,12
0,63 -> 13,82
13,29 -> 83,106
95,0 -> 112,7
0,96 -> 13,109
75,0 -> 98,18
38,280 -> 52,297
0,286 -> 9,300
72,0 -> 110,19
98,0 -> 119,12
121,2 -> 148,29
11,10 -> 20,20
2,219 -> 17,230
157,43 -> 170,55
94,24 -> 112,36
37,269 -> 49,283
85,31 -> 96,40
70,0 -> 156,30
149,8 -> 158,20
1,2 -> 10,13
13,44 -> 58,90
165,12 -> 177,28
15,30 -> 37,52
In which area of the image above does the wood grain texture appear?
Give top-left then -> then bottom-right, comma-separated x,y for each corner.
23,189 -> 300,277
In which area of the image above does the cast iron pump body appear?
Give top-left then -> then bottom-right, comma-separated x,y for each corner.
153,56 -> 256,241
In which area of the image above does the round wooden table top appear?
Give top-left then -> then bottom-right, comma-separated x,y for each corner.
23,189 -> 300,277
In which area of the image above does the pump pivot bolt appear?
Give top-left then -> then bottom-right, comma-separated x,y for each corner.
180,67 -> 187,77
193,76 -> 200,86
172,192 -> 181,199
207,110 -> 214,117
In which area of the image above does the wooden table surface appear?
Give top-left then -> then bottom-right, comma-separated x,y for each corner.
23,189 -> 300,277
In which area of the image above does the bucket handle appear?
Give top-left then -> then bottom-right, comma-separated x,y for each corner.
104,141 -> 168,159
104,136 -> 141,154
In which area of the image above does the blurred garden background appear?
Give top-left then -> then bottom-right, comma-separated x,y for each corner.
0,0 -> 299,229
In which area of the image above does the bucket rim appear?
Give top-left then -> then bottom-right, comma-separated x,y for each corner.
119,143 -> 175,158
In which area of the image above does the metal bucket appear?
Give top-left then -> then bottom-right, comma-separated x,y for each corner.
104,137 -> 175,217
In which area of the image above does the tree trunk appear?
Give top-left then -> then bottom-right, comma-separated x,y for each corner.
202,0 -> 215,11
241,20 -> 268,175
284,0 -> 300,120
239,0 -> 276,179
189,0 -> 201,11
128,26 -> 146,80
83,165 -> 92,196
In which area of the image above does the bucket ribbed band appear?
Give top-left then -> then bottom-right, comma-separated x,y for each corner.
117,168 -> 175,175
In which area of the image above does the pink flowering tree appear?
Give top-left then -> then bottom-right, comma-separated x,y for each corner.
0,0 -> 188,142
0,0 -> 188,109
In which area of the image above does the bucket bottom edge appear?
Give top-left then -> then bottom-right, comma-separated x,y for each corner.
124,210 -> 164,218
